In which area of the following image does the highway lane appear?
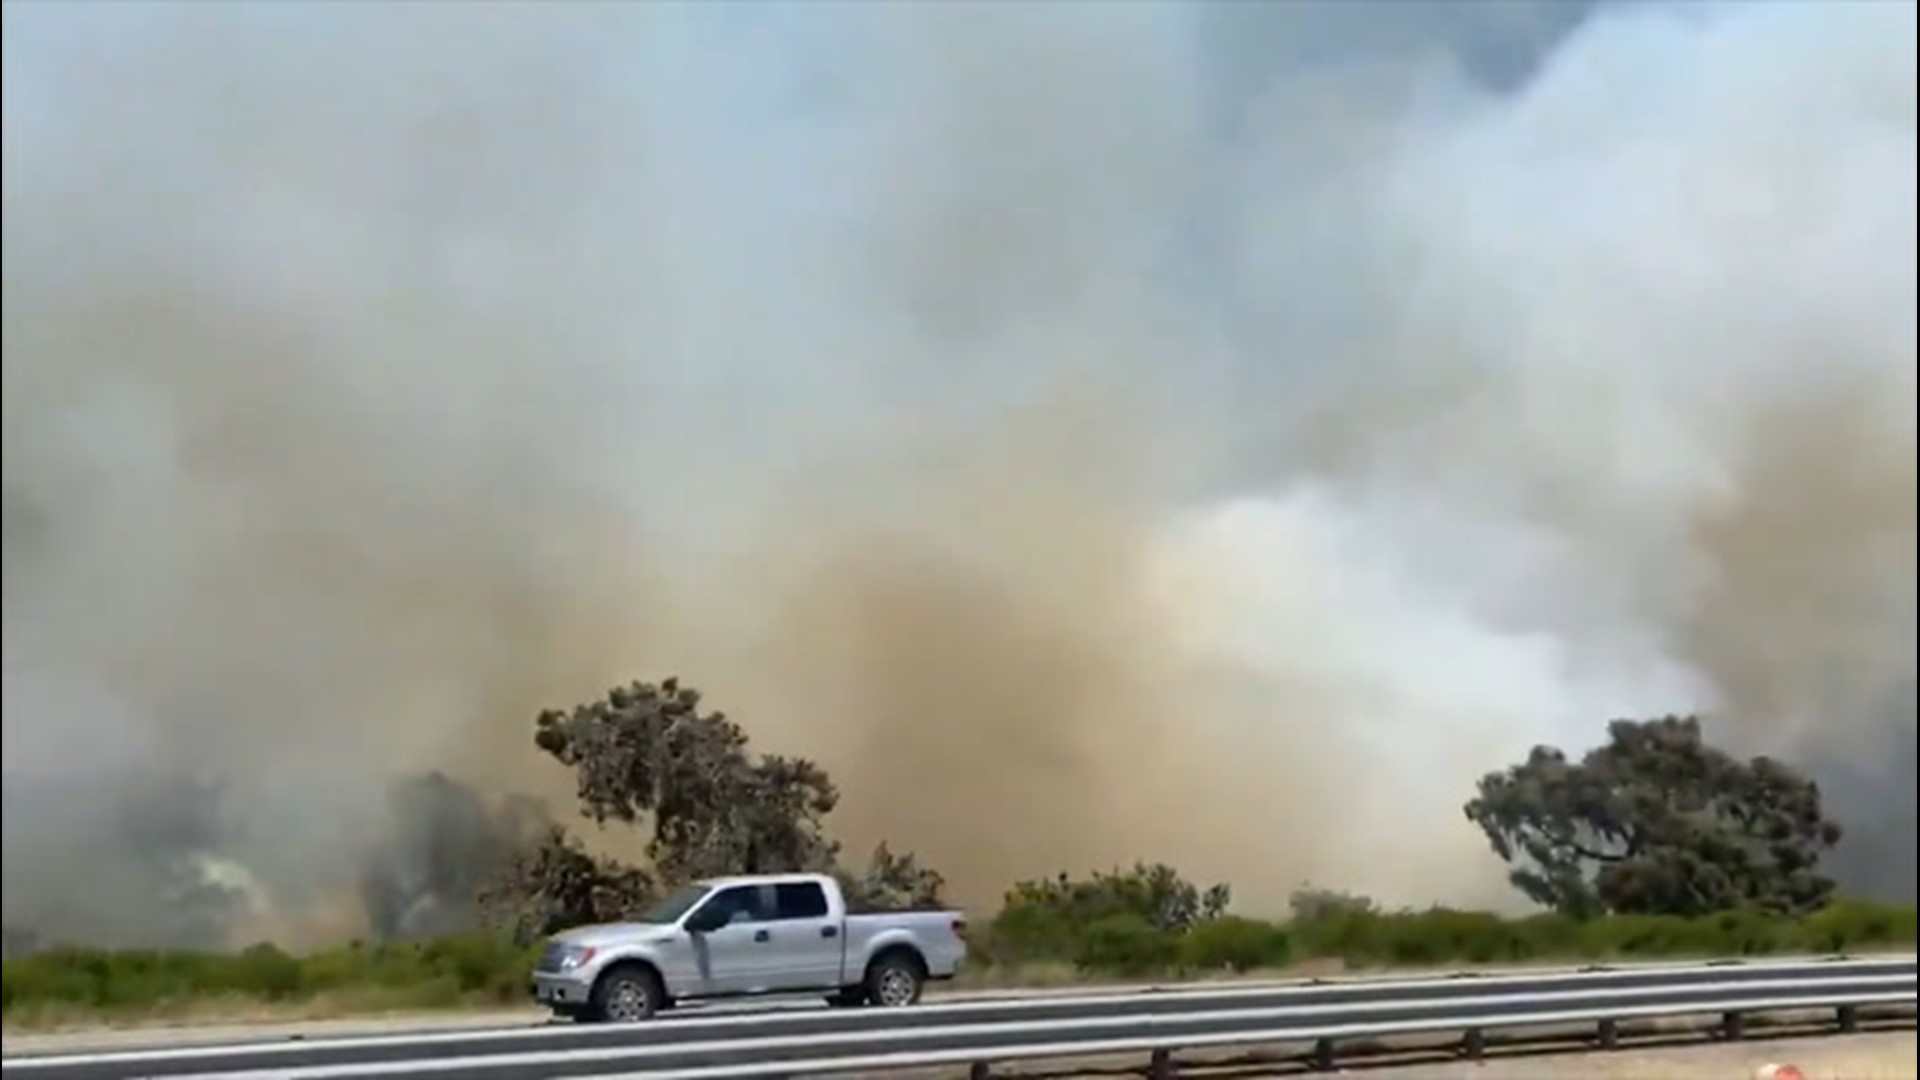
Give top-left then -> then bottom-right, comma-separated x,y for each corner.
10,955 -> 1906,1061
6,957 -> 1912,1080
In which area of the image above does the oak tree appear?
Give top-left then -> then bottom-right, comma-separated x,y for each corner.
1464,715 -> 1842,917
486,675 -> 949,935
532,676 -> 841,882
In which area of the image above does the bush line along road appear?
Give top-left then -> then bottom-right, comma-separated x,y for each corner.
4,957 -> 1914,1079
4,899 -> 1914,1025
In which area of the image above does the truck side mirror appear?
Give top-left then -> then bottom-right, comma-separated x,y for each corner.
685,907 -> 723,935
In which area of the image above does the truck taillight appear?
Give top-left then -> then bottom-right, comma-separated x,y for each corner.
952,917 -> 968,940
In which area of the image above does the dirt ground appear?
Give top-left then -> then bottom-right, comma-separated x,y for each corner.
1359,1030 -> 1916,1080
922,1025 -> 1920,1080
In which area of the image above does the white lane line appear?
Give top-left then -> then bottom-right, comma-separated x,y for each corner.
5,956 -> 1909,1068
73,977 -> 1916,1080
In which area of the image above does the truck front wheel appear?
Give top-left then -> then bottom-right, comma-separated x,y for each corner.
863,950 -> 926,1008
588,963 -> 663,1023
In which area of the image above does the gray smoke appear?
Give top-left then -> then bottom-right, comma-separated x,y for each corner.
2,0 -> 1913,947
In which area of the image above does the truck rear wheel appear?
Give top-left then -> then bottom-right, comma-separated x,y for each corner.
863,950 -> 925,1008
588,963 -> 662,1023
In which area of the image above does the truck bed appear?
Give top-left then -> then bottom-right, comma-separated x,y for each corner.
841,909 -> 968,982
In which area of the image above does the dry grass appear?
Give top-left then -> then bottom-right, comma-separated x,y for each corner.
906,1030 -> 1919,1080
0,989 -> 536,1038
0,1002 -> 548,1056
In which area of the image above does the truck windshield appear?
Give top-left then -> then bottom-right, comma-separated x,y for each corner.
635,883 -> 710,925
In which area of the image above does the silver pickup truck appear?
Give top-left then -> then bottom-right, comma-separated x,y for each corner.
529,872 -> 969,1022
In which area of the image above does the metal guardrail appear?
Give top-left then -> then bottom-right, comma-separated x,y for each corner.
4,956 -> 1914,1079
628,986 -> 1913,1080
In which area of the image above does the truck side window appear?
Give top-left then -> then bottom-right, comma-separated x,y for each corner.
773,882 -> 830,920
698,885 -> 771,926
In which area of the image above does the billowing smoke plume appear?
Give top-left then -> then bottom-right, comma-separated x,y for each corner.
3,0 -> 1913,947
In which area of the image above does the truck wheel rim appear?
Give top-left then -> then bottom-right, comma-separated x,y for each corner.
608,980 -> 649,1021
877,968 -> 915,1006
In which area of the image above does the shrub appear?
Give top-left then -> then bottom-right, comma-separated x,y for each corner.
416,933 -> 532,996
1180,916 -> 1290,973
1800,899 -> 1919,954
1580,913 -> 1724,958
1000,864 -> 1230,937
981,899 -> 1080,965
3,896 -> 1914,1021
0,935 -> 536,1018
990,892 -> 1917,979
1512,911 -> 1591,957
1704,909 -> 1797,956
1071,914 -> 1180,976
230,944 -> 304,1000
1288,883 -> 1377,922
1288,903 -> 1386,963
1376,909 -> 1531,967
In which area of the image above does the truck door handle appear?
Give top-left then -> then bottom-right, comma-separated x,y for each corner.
821,926 -> 838,939
753,929 -> 770,943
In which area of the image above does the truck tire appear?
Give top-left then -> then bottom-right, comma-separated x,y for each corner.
863,949 -> 926,1008
588,963 -> 663,1023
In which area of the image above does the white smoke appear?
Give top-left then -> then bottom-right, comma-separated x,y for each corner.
2,0 -> 1912,945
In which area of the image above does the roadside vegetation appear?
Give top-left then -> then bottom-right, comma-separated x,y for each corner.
6,676 -> 1913,1028
5,882 -> 1913,1027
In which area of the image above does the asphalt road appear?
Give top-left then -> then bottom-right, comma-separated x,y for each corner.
5,957 -> 1913,1080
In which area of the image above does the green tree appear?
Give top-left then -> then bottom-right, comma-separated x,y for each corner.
532,676 -> 841,881
479,825 -> 657,942
1465,715 -> 1842,917
489,675 -> 946,934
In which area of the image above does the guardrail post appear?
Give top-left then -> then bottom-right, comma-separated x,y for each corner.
1149,1047 -> 1177,1079
1463,1028 -> 1486,1060
1597,1018 -> 1620,1050
1721,1010 -> 1746,1041
1312,1037 -> 1337,1072
1837,1005 -> 1860,1034
968,1063 -> 991,1080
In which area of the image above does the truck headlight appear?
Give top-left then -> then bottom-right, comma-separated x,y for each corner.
556,946 -> 597,971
